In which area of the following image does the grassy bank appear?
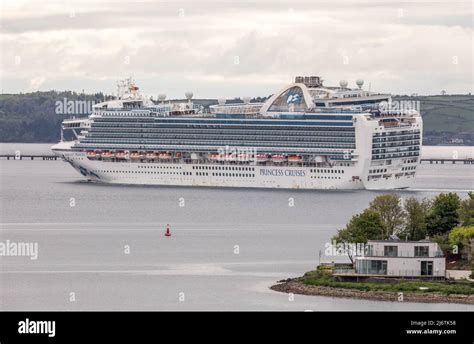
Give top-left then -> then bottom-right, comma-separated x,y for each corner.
302,270 -> 474,295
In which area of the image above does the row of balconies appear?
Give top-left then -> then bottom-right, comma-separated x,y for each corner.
372,152 -> 420,160
372,141 -> 420,149
356,250 -> 444,258
373,129 -> 420,137
373,135 -> 421,143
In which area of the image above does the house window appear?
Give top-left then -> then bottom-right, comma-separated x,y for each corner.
384,245 -> 398,257
414,246 -> 429,257
356,259 -> 387,275
366,245 -> 373,256
370,260 -> 387,275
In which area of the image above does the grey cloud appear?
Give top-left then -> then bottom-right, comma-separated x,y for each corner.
0,0 -> 472,96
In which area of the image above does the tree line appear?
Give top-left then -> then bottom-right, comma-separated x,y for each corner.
0,91 -> 106,142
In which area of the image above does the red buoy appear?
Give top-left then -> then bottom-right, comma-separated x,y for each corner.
165,224 -> 171,237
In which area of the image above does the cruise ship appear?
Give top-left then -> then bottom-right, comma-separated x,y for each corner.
51,76 -> 422,190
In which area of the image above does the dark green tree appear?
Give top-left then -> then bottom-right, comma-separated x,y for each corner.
332,209 -> 384,262
400,197 -> 431,240
459,192 -> 474,227
369,193 -> 404,237
426,192 -> 461,236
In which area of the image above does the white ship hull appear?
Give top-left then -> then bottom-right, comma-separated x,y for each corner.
53,147 -> 417,190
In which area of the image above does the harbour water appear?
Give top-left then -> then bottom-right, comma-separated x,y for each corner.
0,144 -> 473,310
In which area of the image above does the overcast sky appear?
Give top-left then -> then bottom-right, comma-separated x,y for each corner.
1,0 -> 472,98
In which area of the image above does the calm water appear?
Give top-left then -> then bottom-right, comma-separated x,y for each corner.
0,143 -> 473,310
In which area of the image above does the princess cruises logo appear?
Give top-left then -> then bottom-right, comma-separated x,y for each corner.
286,94 -> 301,104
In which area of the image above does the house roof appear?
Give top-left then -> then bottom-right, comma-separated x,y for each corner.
367,239 -> 436,244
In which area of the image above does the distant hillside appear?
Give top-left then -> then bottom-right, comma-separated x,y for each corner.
0,91 -> 472,144
0,91 -> 106,143
394,95 -> 474,145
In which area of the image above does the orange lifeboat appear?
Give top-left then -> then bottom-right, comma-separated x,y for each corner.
256,154 -> 269,162
208,153 -> 221,161
288,155 -> 302,162
86,150 -> 97,158
130,151 -> 141,159
145,152 -> 156,159
116,151 -> 130,159
159,153 -> 172,160
271,154 -> 287,163
224,154 -> 237,161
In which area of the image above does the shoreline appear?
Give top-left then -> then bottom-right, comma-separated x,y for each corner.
271,278 -> 474,305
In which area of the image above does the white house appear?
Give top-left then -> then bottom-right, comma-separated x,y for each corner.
354,239 -> 446,277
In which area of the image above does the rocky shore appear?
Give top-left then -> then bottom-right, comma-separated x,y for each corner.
271,278 -> 474,305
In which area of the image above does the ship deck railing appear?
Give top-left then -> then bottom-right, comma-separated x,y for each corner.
86,110 -> 420,120
69,156 -> 354,168
332,270 -> 446,278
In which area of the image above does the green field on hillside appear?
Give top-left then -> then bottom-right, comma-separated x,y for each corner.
395,95 -> 474,134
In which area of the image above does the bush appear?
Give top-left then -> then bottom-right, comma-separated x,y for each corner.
448,226 -> 474,247
316,264 -> 334,271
